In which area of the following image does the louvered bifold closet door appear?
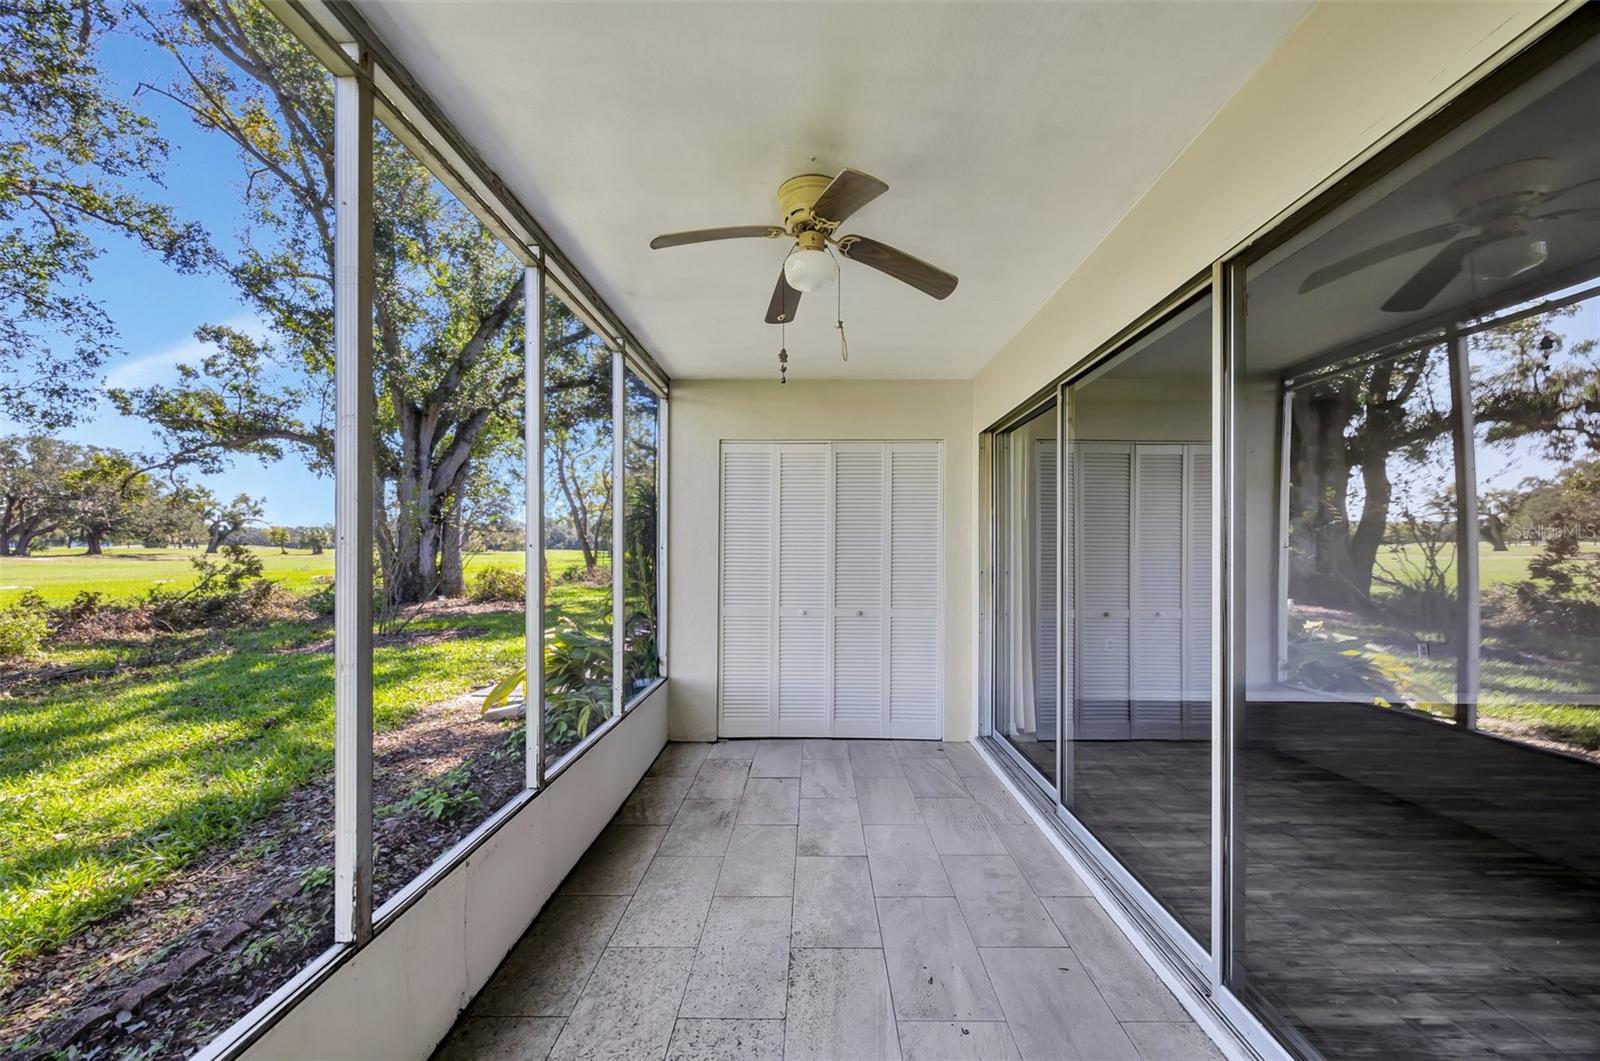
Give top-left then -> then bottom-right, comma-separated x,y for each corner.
1132,445 -> 1185,740
1076,443 -> 1132,739
777,444 -> 830,735
1034,441 -> 1059,740
720,444 -> 775,737
831,444 -> 887,738
887,443 -> 942,739
1183,445 -> 1212,740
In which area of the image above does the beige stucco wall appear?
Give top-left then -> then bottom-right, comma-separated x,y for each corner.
666,379 -> 974,741
973,0 -> 1558,430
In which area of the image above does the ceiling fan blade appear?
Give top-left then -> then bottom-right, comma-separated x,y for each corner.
766,267 -> 801,324
1381,236 -> 1484,313
1533,206 -> 1600,223
1533,175 -> 1600,208
1298,222 -> 1468,294
811,169 -> 889,226
650,225 -> 784,250
836,235 -> 958,299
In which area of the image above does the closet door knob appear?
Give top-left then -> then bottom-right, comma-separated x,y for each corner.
856,609 -> 864,617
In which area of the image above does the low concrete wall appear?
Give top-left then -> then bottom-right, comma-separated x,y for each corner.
242,684 -> 668,1060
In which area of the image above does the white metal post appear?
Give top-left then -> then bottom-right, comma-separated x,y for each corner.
656,393 -> 669,678
332,45 -> 374,946
525,262 -> 546,787
613,346 -> 626,716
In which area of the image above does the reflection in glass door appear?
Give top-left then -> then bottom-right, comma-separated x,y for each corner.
992,398 -> 1059,787
1060,294 -> 1214,947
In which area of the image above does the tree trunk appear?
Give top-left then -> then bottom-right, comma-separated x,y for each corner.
309,541 -> 323,555
438,471 -> 467,599
84,532 -> 104,556
553,439 -> 596,571
1482,513 -> 1509,551
206,530 -> 223,553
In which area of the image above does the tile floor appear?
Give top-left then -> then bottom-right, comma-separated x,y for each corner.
433,738 -> 1224,1061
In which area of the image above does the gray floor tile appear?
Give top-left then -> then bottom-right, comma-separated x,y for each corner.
549,946 -> 694,1061
667,1018 -> 785,1061
994,824 -> 1091,898
865,823 -> 953,897
898,1020 -> 1021,1060
613,776 -> 693,826
859,776 -> 925,824
649,742 -> 711,778
705,741 -> 756,760
879,896 -> 1005,1021
850,743 -> 907,777
919,798 -> 1007,855
1041,897 -> 1186,1021
687,758 -> 751,800
898,740 -> 948,758
802,757 -> 857,799
559,825 -> 666,895
961,774 -> 1031,826
435,1016 -> 565,1061
941,743 -> 992,778
942,855 -> 1065,948
979,947 -> 1139,1060
659,798 -> 738,856
611,856 -> 722,947
1121,1021 -> 1226,1061
792,856 -> 880,947
715,824 -> 797,896
803,738 -> 850,759
903,758 -> 970,797
680,896 -> 792,1019
786,948 -> 902,1061
474,894 -> 629,1016
798,797 -> 866,856
737,776 -> 800,825
751,740 -> 803,778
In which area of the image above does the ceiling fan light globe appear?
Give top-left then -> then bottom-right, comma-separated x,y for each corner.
784,247 -> 836,293
1470,236 -> 1549,281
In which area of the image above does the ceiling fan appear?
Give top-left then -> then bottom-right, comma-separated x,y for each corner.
1298,158 -> 1600,313
649,168 -> 958,324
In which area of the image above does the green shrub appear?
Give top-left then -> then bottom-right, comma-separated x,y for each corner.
469,566 -> 525,604
0,607 -> 48,661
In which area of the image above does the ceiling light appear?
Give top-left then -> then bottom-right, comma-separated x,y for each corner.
784,247 -> 836,293
1469,236 -> 1549,281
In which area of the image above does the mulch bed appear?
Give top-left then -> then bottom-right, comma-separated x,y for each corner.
0,687 -> 527,1059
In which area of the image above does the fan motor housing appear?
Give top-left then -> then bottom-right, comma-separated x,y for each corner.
778,173 -> 833,230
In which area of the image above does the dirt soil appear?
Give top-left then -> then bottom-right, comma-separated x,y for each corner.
0,686 -> 527,1059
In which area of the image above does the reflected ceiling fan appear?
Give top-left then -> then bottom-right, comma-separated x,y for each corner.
1298,158 -> 1600,313
649,168 -> 958,324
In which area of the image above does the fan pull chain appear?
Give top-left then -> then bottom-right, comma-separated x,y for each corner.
834,249 -> 848,363
778,320 -> 788,384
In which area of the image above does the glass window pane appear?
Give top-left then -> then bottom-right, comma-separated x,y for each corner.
542,294 -> 615,768
622,369 -> 661,698
1063,294 -> 1213,946
1234,27 -> 1600,1058
0,6 -> 337,1053
992,400 -> 1059,787
370,128 -> 527,909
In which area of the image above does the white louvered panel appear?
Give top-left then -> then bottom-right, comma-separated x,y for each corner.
777,615 -> 828,735
778,445 -> 828,610
889,444 -> 940,610
1185,445 -> 1213,739
1135,447 -> 1184,612
720,445 -> 772,613
1034,441 -> 1059,737
1078,613 -> 1129,739
1078,446 -> 1131,614
719,614 -> 771,737
888,615 -> 939,736
1132,446 -> 1184,738
831,614 -> 883,737
833,445 -> 885,611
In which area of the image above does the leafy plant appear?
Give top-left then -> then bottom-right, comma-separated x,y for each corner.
468,565 -> 525,604
380,766 -> 484,822
0,606 -> 48,661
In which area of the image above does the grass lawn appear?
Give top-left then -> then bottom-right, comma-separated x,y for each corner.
0,548 -> 611,973
1375,540 -> 1599,591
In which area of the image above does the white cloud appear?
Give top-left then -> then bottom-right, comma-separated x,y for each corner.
102,313 -> 271,391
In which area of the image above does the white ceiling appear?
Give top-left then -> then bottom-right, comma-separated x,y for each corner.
360,2 -> 1310,380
